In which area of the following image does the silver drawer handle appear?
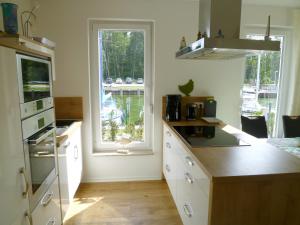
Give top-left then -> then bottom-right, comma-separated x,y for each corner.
41,191 -> 54,207
19,167 -> 29,198
166,131 -> 171,137
185,173 -> 194,184
185,156 -> 194,167
183,204 -> 193,218
46,217 -> 56,225
25,212 -> 33,225
166,164 -> 171,172
166,142 -> 171,149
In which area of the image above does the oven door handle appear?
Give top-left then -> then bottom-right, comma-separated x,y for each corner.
28,127 -> 55,145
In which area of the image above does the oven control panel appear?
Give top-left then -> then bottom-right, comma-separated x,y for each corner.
22,108 -> 55,139
20,97 -> 53,119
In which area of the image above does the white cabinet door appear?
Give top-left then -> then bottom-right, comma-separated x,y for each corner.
163,125 -> 178,202
66,126 -> 82,200
0,46 -> 30,225
57,143 -> 71,221
176,146 -> 210,225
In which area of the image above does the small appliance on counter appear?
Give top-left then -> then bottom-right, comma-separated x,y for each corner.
186,103 -> 198,120
203,99 -> 217,117
165,95 -> 181,121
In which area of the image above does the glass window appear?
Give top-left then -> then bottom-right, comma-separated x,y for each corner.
90,21 -> 153,152
241,35 -> 283,137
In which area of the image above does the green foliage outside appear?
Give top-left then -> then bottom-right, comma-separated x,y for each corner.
245,52 -> 280,85
101,31 -> 144,80
100,30 -> 145,143
242,35 -> 282,137
102,94 -> 144,142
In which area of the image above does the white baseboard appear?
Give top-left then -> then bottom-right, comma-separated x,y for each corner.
82,175 -> 162,183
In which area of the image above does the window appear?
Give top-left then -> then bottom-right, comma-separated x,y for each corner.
90,20 -> 153,152
241,34 -> 284,137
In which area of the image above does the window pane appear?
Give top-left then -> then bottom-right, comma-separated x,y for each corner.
99,30 -> 145,145
241,35 -> 283,137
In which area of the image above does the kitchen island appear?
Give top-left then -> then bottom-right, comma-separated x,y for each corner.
163,119 -> 300,225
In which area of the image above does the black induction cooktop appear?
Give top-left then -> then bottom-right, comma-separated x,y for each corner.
173,126 -> 250,147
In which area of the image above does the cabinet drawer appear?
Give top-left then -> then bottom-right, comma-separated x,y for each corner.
177,147 -> 210,197
178,195 -> 209,225
163,147 -> 177,200
32,177 -> 61,225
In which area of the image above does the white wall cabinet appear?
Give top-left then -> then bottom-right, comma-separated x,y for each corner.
57,124 -> 82,220
163,124 -> 210,225
0,46 -> 31,225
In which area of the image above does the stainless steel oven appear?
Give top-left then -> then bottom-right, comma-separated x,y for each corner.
17,54 -> 53,119
22,108 -> 58,211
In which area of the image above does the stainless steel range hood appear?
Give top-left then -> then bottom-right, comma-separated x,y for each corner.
176,0 -> 280,60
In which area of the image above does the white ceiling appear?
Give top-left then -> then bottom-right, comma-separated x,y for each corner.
244,0 -> 300,7
182,0 -> 300,7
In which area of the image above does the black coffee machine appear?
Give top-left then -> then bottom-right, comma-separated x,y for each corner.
166,95 -> 181,121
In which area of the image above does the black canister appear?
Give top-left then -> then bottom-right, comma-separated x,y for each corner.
166,95 -> 181,121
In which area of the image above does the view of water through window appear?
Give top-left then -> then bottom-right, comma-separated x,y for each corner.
241,35 -> 283,137
98,30 -> 145,144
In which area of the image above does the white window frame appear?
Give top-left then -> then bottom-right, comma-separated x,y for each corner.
241,26 -> 293,137
89,19 -> 154,152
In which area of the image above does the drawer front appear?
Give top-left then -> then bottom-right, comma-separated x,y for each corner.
176,144 -> 210,197
178,196 -> 209,225
177,160 -> 209,225
163,125 -> 178,201
163,143 -> 177,200
32,177 -> 61,225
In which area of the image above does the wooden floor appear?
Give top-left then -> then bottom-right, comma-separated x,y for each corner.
64,180 -> 183,225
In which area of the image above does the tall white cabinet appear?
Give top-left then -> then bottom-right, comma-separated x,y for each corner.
0,46 -> 30,225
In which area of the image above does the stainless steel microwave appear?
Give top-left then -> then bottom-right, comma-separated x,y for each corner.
16,54 -> 53,119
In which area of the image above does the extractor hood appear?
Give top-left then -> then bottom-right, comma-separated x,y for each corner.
176,0 -> 281,60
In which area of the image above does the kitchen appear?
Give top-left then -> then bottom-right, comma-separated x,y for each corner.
1,0 -> 300,225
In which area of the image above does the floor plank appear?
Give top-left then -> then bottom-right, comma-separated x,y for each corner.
64,180 -> 183,225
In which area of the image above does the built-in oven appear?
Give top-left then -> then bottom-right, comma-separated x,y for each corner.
22,108 -> 58,211
17,54 -> 53,119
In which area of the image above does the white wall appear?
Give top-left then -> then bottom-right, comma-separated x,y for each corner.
35,0 -> 296,182
0,0 -> 32,34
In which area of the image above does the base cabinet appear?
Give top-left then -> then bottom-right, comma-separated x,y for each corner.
163,124 -> 210,225
32,177 -> 61,225
57,124 -> 82,221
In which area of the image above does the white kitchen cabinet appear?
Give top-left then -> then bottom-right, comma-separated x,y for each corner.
0,46 -> 31,225
163,124 -> 210,225
163,126 -> 178,201
31,177 -> 61,225
57,123 -> 82,221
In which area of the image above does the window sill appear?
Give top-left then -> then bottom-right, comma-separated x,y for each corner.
92,149 -> 154,157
